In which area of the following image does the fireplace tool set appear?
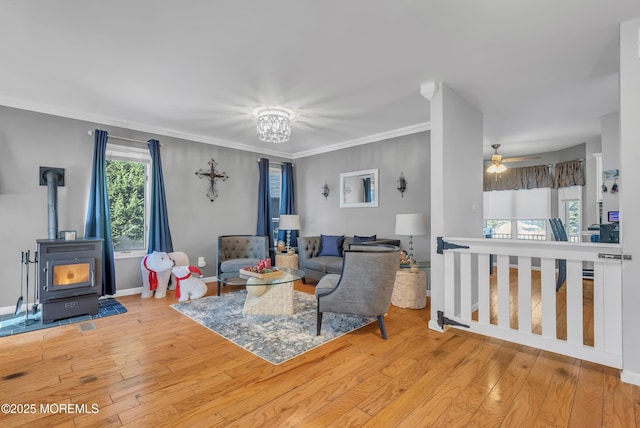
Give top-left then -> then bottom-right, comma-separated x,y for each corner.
15,250 -> 39,326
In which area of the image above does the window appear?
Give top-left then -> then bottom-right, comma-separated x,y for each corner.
564,200 -> 581,242
516,220 -> 546,240
485,219 -> 511,239
484,188 -> 551,241
485,219 -> 547,241
105,145 -> 150,254
559,186 -> 582,243
269,166 -> 282,243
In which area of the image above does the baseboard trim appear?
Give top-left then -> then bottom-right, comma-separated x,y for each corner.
104,276 -> 218,299
0,303 -> 25,316
0,278 -> 221,316
621,369 -> 640,386
428,320 -> 443,332
109,287 -> 144,298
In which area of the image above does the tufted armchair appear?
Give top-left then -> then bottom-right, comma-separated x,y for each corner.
315,245 -> 399,339
217,235 -> 269,295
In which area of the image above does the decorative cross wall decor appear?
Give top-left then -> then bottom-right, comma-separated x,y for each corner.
195,158 -> 229,202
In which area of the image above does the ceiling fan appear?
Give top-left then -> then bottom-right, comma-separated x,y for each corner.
485,144 -> 541,173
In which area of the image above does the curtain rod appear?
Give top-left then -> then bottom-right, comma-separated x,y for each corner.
549,158 -> 585,166
256,158 -> 294,167
87,130 -> 162,146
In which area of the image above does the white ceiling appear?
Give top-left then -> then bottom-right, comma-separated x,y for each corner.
1,1 -> 639,159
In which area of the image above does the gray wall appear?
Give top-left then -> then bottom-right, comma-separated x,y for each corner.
295,132 -> 430,261
0,106 -> 288,309
0,105 -> 428,310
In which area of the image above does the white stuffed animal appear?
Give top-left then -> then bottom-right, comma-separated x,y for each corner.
167,251 -> 189,290
172,265 -> 208,302
141,251 -> 174,298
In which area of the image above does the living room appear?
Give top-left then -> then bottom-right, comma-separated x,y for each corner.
0,105 -> 432,301
2,2 -> 640,426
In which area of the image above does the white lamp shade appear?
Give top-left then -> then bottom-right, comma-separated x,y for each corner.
279,214 -> 300,230
395,213 -> 427,236
487,163 -> 507,174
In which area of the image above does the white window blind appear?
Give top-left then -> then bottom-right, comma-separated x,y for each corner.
484,188 -> 550,220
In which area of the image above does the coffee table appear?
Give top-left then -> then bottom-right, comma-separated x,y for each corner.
218,267 -> 305,315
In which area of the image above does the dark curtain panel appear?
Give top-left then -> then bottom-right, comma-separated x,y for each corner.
257,158 -> 273,248
277,162 -> 297,247
484,164 -> 553,191
84,129 -> 116,295
554,159 -> 585,188
147,139 -> 174,253
363,177 -> 372,202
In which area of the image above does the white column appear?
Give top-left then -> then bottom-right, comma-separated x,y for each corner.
601,112 -> 620,216
421,82 -> 484,331
620,17 -> 640,385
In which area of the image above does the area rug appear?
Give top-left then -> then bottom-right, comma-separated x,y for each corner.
0,298 -> 127,337
171,290 -> 374,365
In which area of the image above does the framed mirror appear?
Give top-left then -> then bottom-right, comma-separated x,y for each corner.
340,168 -> 379,208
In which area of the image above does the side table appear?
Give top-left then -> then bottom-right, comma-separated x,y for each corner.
391,270 -> 427,309
275,253 -> 299,269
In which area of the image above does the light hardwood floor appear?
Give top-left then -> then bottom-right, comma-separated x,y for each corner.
1,279 -> 639,427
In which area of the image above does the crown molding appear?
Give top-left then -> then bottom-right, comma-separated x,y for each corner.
291,122 -> 431,159
1,96 -> 429,160
0,96 -> 293,159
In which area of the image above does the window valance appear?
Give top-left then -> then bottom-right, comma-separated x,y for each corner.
483,159 -> 584,191
484,165 -> 553,191
554,159 -> 585,188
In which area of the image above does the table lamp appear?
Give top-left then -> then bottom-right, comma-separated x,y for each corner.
395,213 -> 427,263
279,214 -> 300,251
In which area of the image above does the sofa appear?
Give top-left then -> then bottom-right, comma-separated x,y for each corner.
298,235 -> 400,283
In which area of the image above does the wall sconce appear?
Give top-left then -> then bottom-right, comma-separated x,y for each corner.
321,181 -> 330,200
397,172 -> 407,197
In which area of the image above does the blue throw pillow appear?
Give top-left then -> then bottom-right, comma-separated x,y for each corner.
353,235 -> 377,244
317,234 -> 345,257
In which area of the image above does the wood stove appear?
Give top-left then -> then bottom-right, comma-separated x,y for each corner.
36,166 -> 103,323
37,238 -> 102,323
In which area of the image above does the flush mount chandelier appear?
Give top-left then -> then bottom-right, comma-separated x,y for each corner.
257,108 -> 291,143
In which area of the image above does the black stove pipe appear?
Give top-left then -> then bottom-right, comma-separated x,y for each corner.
39,167 -> 65,240
46,171 -> 59,240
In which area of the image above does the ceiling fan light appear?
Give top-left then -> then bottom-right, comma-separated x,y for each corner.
486,164 -> 498,174
496,163 -> 507,173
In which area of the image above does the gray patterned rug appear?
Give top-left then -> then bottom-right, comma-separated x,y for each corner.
171,290 -> 374,365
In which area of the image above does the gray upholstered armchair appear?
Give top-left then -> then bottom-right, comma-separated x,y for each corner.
217,235 -> 269,295
315,245 -> 399,339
